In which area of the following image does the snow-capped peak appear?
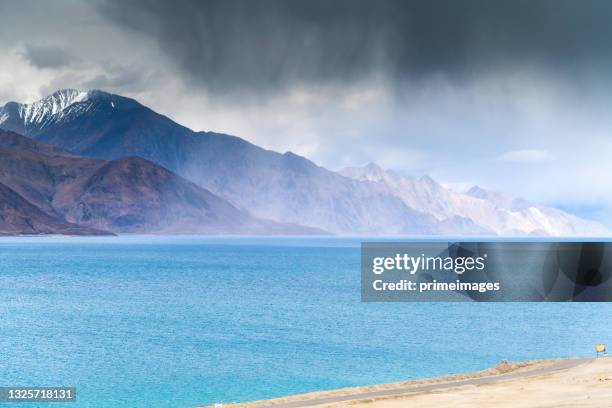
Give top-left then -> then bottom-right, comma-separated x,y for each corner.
19,89 -> 89,125
0,89 -> 99,130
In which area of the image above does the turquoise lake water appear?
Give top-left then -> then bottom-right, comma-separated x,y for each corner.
0,236 -> 610,407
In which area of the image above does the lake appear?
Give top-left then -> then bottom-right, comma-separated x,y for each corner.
0,236 -> 609,407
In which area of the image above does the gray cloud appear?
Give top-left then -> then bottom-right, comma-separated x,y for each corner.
21,44 -> 75,69
99,0 -> 612,94
81,66 -> 149,92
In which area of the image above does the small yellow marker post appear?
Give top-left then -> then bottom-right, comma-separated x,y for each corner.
596,344 -> 606,358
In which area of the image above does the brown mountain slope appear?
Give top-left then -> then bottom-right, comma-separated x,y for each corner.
53,156 -> 313,233
0,129 -> 75,157
0,182 -> 109,235
0,130 -> 322,234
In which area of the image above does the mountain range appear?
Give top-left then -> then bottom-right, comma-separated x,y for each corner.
340,163 -> 608,236
0,89 -> 608,236
0,130 -> 319,235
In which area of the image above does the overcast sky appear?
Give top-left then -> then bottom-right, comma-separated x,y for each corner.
1,0 -> 612,225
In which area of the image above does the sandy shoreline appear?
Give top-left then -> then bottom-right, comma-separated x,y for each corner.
207,357 -> 612,408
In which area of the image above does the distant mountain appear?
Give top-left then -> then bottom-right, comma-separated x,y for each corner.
340,163 -> 609,236
0,89 -> 441,235
1,89 -> 608,236
465,185 -> 531,211
0,130 -> 319,235
0,181 -> 108,236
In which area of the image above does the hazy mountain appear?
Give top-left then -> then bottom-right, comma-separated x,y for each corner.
0,130 -> 319,235
1,89 -> 607,236
0,90 -> 440,234
0,181 -> 109,236
466,185 -> 531,211
340,163 -> 609,236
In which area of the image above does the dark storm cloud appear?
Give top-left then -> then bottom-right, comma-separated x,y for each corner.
21,44 -> 75,69
81,66 -> 147,91
99,0 -> 612,92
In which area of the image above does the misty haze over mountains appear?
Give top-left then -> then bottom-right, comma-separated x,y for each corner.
0,89 -> 608,236
0,130 -> 320,235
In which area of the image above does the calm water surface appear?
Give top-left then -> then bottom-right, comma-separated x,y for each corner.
0,236 -> 610,407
